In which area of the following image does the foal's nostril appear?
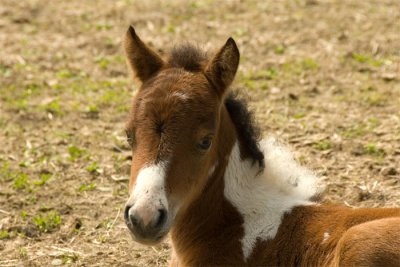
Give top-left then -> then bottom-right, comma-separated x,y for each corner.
124,205 -> 132,224
153,209 -> 167,229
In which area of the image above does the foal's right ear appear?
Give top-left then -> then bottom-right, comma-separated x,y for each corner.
205,37 -> 240,97
124,26 -> 165,83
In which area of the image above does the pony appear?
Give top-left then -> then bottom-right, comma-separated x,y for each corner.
122,26 -> 400,266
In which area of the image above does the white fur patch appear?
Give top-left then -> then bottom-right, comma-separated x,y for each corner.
322,232 -> 330,243
128,163 -> 168,226
171,91 -> 190,101
224,137 -> 319,260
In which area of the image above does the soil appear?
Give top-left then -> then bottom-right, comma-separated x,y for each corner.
0,0 -> 399,266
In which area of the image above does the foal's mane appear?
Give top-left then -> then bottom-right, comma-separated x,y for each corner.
168,43 -> 207,72
225,93 -> 265,169
168,44 -> 265,168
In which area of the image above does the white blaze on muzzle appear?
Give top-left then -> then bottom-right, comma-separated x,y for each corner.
127,162 -> 168,227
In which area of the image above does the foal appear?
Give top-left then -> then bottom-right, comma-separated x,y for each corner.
122,26 -> 400,266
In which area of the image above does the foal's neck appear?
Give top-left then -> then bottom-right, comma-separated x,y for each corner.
171,107 -> 319,263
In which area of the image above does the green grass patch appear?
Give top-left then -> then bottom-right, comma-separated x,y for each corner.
363,92 -> 387,107
0,230 -> 9,239
13,172 -> 31,191
42,99 -> 63,116
313,140 -> 332,151
78,182 -> 96,192
18,247 -> 28,259
274,45 -> 285,55
1,162 -> 13,182
282,58 -> 319,75
351,53 -> 384,67
68,145 -> 86,161
301,58 -> 319,70
293,112 -> 306,119
95,56 -> 111,69
32,173 -> 51,186
95,23 -> 113,30
0,63 -> 12,76
56,69 -> 77,79
20,211 -> 28,220
363,143 -> 385,157
18,160 -> 31,168
341,125 -> 367,138
86,161 -> 101,174
33,211 -> 61,233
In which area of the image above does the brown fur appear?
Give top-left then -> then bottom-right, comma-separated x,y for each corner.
123,26 -> 400,267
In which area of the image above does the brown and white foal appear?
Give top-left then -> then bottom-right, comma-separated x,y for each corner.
122,26 -> 400,266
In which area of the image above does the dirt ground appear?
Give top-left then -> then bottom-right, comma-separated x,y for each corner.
0,0 -> 399,266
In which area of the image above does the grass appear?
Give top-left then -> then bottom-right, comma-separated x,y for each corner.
68,145 -> 86,161
32,173 -> 51,186
363,92 -> 387,106
33,211 -> 62,233
56,69 -> 78,79
351,53 -> 384,67
293,112 -> 306,119
282,58 -> 319,75
301,58 -> 319,70
341,118 -> 381,138
13,172 -> 30,191
0,230 -> 9,239
0,0 -> 399,265
341,125 -> 367,138
86,161 -> 101,174
20,211 -> 28,220
363,143 -> 385,157
313,140 -> 332,151
18,247 -> 28,259
42,99 -> 63,116
79,182 -> 96,192
0,63 -> 12,77
274,45 -> 285,55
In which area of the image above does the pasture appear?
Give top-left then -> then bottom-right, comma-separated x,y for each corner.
0,0 -> 399,266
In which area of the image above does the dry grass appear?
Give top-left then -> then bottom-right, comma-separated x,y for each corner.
0,0 -> 399,266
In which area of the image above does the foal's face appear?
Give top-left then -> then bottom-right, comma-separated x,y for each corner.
125,71 -> 220,244
123,26 -> 239,245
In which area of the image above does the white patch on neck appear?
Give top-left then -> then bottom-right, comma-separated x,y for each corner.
224,137 -> 319,261
128,162 -> 168,226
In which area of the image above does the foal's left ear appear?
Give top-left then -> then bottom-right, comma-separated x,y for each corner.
205,38 -> 240,97
124,26 -> 165,83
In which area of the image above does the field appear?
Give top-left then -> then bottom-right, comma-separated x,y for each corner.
0,0 -> 399,266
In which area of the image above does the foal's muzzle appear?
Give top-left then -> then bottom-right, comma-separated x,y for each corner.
124,204 -> 168,244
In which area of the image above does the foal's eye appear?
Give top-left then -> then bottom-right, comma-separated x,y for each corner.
198,137 -> 212,150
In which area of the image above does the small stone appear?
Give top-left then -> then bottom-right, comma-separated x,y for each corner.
381,73 -> 396,82
49,251 -> 63,257
270,87 -> 281,94
288,93 -> 298,100
381,167 -> 397,176
51,259 -> 63,266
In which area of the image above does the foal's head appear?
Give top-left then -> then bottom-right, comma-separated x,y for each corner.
123,26 -> 240,245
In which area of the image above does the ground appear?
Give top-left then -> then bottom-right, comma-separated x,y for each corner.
0,0 -> 399,266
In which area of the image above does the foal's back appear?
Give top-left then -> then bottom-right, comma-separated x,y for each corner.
249,205 -> 400,267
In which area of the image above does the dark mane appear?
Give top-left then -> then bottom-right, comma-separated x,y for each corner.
225,92 -> 265,169
168,44 -> 207,72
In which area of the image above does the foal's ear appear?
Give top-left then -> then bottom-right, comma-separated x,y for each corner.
205,38 -> 240,96
124,26 -> 165,83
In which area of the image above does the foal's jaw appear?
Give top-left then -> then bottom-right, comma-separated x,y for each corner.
124,162 -> 175,245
